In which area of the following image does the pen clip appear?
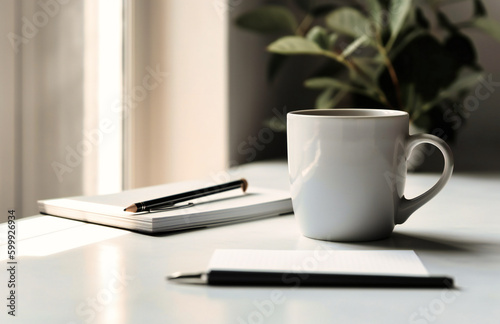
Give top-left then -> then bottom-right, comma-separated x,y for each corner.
148,202 -> 195,212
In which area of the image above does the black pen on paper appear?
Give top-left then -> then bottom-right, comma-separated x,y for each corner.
124,179 -> 248,213
166,270 -> 454,288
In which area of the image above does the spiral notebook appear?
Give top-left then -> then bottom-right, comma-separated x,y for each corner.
38,180 -> 293,233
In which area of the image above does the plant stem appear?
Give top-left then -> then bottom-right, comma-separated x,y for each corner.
346,60 -> 394,108
378,44 -> 404,110
321,51 -> 393,108
296,14 -> 314,36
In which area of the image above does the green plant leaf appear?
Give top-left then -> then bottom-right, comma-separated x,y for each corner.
305,77 -> 370,95
440,70 -> 484,95
421,70 -> 485,112
365,0 -> 383,32
305,77 -> 348,89
351,54 -> 384,64
386,0 -> 413,50
235,5 -> 298,34
389,29 -> 428,60
471,17 -> 500,42
306,26 -> 330,50
267,36 -> 325,55
340,35 -> 369,59
473,0 -> 487,17
330,88 -> 349,107
314,87 -> 349,109
328,33 -> 339,49
325,7 -> 371,38
315,88 -> 335,109
350,55 -> 383,82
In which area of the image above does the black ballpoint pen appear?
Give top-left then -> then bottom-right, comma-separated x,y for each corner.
167,270 -> 454,288
124,178 -> 248,213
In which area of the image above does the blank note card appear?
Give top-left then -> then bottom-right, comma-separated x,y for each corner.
208,250 -> 429,276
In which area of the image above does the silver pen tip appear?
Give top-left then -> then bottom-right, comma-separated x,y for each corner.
167,272 -> 207,284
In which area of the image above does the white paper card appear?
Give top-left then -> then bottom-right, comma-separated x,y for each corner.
209,250 -> 429,276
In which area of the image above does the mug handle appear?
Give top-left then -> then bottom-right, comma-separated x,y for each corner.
395,134 -> 454,224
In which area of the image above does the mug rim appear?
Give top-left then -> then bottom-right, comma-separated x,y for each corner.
288,108 -> 408,118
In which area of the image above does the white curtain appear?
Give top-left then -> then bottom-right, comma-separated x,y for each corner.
0,0 -> 108,221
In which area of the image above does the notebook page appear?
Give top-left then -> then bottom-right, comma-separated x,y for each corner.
208,250 -> 429,276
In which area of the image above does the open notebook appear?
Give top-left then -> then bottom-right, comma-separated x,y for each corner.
38,180 -> 293,233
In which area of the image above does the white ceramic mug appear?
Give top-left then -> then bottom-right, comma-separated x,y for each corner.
287,109 -> 454,242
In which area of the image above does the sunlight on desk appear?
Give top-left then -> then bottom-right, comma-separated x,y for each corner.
93,244 -> 128,324
0,216 -> 128,260
0,216 -> 83,241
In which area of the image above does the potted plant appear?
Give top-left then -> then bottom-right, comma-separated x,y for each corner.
236,0 -> 500,141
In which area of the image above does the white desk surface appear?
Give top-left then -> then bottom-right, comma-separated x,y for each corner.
1,161 -> 499,324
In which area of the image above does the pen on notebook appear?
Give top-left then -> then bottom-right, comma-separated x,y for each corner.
166,271 -> 454,288
124,178 -> 248,213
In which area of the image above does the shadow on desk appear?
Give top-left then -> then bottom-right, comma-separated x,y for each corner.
357,232 -> 478,253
